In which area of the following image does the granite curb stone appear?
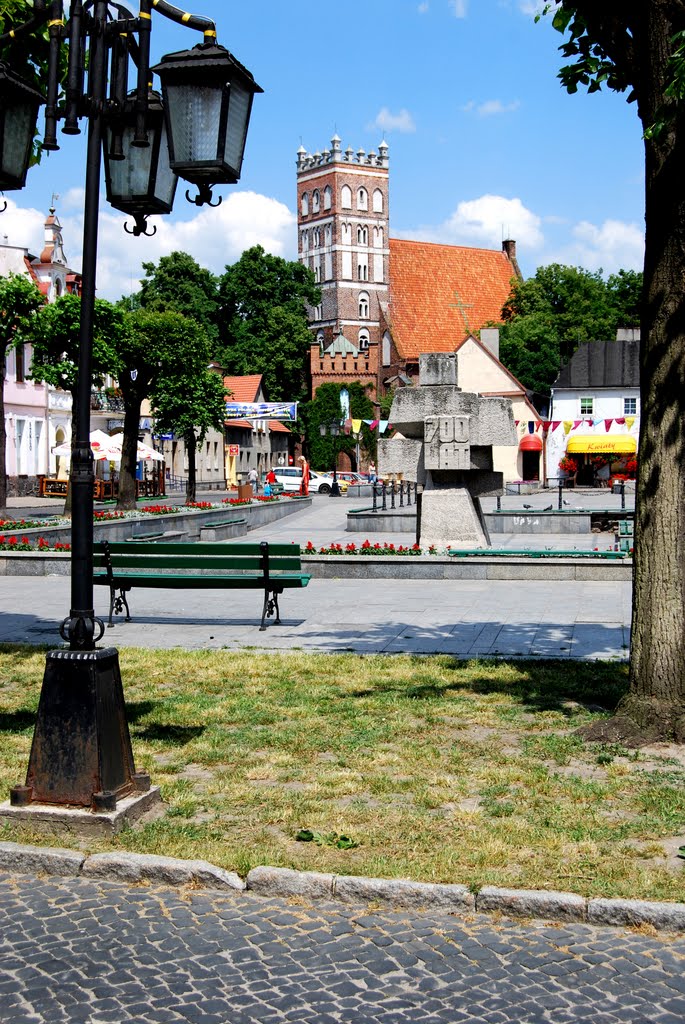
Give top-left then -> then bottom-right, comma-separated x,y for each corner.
0,840 -> 85,876
2,842 -> 685,931
477,885 -> 587,922
82,851 -> 245,891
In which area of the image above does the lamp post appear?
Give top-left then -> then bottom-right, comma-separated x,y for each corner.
0,0 -> 260,816
319,420 -> 342,497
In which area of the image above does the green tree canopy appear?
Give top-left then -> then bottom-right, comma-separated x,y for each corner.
153,369 -> 227,504
125,251 -> 220,348
115,309 -> 213,509
217,245 -> 320,403
495,262 -> 642,400
303,382 -> 375,471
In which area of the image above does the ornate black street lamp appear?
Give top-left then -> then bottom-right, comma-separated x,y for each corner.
0,0 -> 260,818
319,420 -> 342,497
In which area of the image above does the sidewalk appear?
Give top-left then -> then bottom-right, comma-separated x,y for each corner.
0,493 -> 632,659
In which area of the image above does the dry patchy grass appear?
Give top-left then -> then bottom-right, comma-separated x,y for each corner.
1,645 -> 684,901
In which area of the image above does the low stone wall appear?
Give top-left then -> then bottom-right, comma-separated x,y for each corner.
0,551 -> 633,581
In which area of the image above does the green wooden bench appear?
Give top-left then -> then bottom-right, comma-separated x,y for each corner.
94,539 -> 310,631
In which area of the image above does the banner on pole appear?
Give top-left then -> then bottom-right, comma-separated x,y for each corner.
225,401 -> 298,421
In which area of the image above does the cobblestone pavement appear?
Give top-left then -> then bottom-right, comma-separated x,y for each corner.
1,873 -> 685,1024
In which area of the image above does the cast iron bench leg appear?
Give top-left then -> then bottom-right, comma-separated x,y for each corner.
260,588 -> 281,630
109,585 -> 131,627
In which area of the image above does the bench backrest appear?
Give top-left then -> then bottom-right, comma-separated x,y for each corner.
94,540 -> 303,573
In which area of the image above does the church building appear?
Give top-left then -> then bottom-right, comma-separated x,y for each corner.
297,136 -> 523,400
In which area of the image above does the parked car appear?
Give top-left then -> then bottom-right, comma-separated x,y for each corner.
273,467 -> 347,495
334,471 -> 365,485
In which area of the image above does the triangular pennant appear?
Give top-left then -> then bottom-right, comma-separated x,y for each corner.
626,416 -> 635,430
351,419 -> 362,433
605,418 -> 613,432
551,421 -> 561,432
563,421 -> 573,435
378,420 -> 389,433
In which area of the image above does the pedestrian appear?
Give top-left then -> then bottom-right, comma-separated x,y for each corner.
266,467 -> 276,486
298,455 -> 310,496
368,460 -> 377,483
248,465 -> 259,494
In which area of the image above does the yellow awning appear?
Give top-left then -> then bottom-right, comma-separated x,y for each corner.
566,435 -> 637,454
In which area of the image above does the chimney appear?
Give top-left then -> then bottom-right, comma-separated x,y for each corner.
502,238 -> 523,280
480,328 -> 500,361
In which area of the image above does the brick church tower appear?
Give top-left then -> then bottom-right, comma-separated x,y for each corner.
296,136 -> 390,397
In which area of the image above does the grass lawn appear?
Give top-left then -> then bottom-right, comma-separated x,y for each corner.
1,645 -> 684,902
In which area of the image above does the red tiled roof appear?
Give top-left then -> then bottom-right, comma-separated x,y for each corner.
387,239 -> 517,360
269,421 -> 291,433
225,419 -> 253,430
223,374 -> 263,402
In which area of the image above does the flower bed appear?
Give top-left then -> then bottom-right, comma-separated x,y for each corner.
0,518 -> 53,531
0,534 -> 70,552
139,505 -> 180,516
94,510 -> 125,521
255,495 -> 279,503
304,540 -> 438,556
222,498 -> 252,507
184,501 -> 216,510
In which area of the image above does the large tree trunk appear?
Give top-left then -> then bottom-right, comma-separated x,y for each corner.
584,6 -> 685,744
117,401 -> 141,511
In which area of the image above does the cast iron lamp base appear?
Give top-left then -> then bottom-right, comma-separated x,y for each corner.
10,647 -> 147,810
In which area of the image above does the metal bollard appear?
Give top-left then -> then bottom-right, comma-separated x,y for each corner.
372,484 -> 378,512
621,482 -> 626,511
496,495 -> 501,511
382,482 -> 387,511
391,482 -> 396,509
558,482 -> 563,511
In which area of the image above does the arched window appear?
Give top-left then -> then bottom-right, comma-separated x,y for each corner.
358,291 -> 370,318
317,329 -> 325,353
313,305 -> 322,321
382,330 -> 392,366
323,185 -> 332,210
341,222 -> 352,245
301,230 -> 309,252
373,188 -> 384,213
373,226 -> 383,248
357,187 -> 368,211
341,184 -> 352,209
358,329 -> 370,350
358,256 -> 368,281
324,224 -> 332,246
312,189 -> 320,213
313,261 -> 321,283
301,192 -> 309,216
312,227 -> 321,247
357,225 -> 368,245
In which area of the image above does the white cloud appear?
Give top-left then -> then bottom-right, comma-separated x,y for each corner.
463,98 -> 521,117
557,218 -> 644,274
370,107 -> 417,134
401,194 -> 544,250
3,191 -> 297,301
449,0 -> 468,15
418,1 -> 429,11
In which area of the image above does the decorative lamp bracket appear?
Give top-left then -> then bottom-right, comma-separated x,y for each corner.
124,213 -> 157,237
185,183 -> 222,208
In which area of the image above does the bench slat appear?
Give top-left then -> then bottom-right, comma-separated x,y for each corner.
94,572 -> 310,589
104,541 -> 299,557
94,553 -> 304,571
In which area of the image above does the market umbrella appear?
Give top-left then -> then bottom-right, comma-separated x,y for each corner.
109,433 -> 165,462
52,428 -> 123,461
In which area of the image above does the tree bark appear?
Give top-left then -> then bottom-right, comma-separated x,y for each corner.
582,3 -> 685,743
0,356 -> 7,516
117,400 -> 141,511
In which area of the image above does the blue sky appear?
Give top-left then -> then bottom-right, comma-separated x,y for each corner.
3,0 -> 645,300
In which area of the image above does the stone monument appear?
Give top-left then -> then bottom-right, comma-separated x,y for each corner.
378,352 -> 517,548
